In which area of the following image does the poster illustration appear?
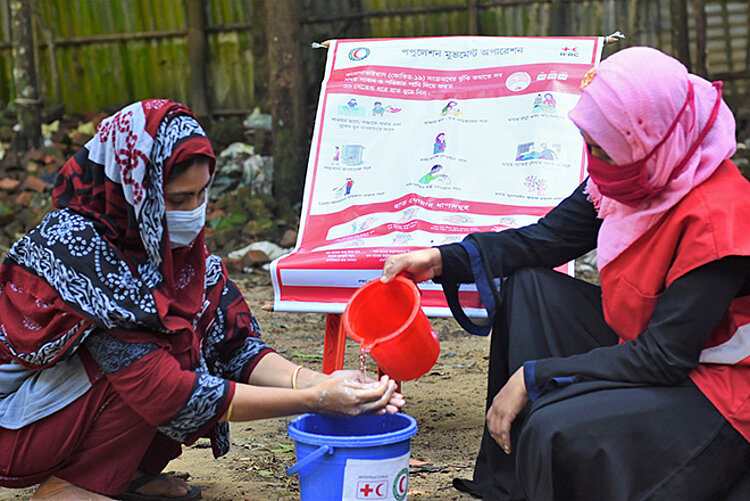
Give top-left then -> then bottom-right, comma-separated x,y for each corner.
271,36 -> 602,316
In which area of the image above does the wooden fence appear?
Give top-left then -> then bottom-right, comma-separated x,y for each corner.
0,0 -> 746,118
0,0 -> 259,115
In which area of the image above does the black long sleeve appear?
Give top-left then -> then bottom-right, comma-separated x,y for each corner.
438,181 -> 600,285
527,256 -> 750,394
434,180 -> 750,391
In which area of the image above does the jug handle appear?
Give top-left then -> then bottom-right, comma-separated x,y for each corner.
285,444 -> 333,476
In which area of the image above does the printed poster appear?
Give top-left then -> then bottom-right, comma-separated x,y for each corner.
271,36 -> 602,316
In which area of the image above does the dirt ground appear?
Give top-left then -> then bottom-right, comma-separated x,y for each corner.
0,270 -> 490,501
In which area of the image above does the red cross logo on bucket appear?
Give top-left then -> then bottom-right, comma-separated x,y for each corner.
356,481 -> 387,499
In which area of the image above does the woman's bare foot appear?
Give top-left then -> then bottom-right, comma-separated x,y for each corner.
31,476 -> 113,500
129,472 -> 192,498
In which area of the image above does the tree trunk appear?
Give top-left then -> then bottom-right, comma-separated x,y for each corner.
10,0 -> 41,152
266,0 -> 305,207
186,0 -> 210,122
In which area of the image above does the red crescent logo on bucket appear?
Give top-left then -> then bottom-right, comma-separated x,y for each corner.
393,468 -> 408,500
348,47 -> 371,61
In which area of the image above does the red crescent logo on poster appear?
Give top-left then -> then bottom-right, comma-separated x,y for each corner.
349,47 -> 371,61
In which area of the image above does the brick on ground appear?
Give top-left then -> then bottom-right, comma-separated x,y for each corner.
20,176 -> 47,193
14,191 -> 33,206
0,178 -> 20,191
279,229 -> 297,248
242,249 -> 271,268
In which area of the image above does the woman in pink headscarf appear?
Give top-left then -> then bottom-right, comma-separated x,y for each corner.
381,47 -> 750,500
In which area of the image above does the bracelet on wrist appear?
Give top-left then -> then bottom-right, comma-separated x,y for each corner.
291,365 -> 303,390
224,399 -> 235,422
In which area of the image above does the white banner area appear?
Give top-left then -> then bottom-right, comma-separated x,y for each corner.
271,36 -> 602,315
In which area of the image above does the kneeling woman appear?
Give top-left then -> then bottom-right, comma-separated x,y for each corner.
0,100 -> 403,500
382,47 -> 750,500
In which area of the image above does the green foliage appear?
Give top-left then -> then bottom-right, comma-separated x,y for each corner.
213,212 -> 246,231
208,183 -> 296,253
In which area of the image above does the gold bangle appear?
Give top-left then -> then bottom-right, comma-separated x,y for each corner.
224,399 -> 235,422
291,365 -> 303,390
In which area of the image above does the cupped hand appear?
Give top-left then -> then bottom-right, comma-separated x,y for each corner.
381,248 -> 443,284
486,367 -> 530,454
332,370 -> 405,414
313,371 -> 405,416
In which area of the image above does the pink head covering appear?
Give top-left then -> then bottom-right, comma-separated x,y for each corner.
568,46 -> 736,269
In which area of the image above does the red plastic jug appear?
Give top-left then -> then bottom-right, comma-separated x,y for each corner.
342,276 -> 440,381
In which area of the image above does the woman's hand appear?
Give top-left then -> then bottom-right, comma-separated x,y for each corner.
311,371 -> 405,416
486,367 -> 530,454
381,248 -> 443,284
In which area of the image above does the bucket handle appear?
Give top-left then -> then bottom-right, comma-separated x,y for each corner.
285,444 -> 333,476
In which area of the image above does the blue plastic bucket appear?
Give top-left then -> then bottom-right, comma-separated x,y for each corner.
287,413 -> 418,500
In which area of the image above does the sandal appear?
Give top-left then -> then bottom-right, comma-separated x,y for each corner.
118,474 -> 201,501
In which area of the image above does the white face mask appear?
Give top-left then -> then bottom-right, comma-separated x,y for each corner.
166,200 -> 207,248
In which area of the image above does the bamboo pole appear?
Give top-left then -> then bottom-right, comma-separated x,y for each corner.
669,0 -> 691,69
186,0 -> 210,120
549,0 -> 565,36
719,1 -> 737,95
250,0 -> 268,110
37,7 -> 61,104
603,0 -> 616,36
467,0 -> 479,34
630,0 -> 640,43
0,23 -> 256,53
513,5 -> 522,36
302,3 -> 465,24
30,0 -> 40,101
692,0 -> 708,77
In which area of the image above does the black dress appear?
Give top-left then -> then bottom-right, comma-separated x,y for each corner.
437,182 -> 750,500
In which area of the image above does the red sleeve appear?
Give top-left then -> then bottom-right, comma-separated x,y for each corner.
83,346 -> 235,429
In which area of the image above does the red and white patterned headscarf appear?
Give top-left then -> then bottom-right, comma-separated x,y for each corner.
0,100 -> 223,368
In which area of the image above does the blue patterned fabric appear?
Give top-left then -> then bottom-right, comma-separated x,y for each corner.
84,330 -> 158,375
157,358 -> 230,444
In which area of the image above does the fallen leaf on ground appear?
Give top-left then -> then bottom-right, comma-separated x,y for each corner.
292,350 -> 324,360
